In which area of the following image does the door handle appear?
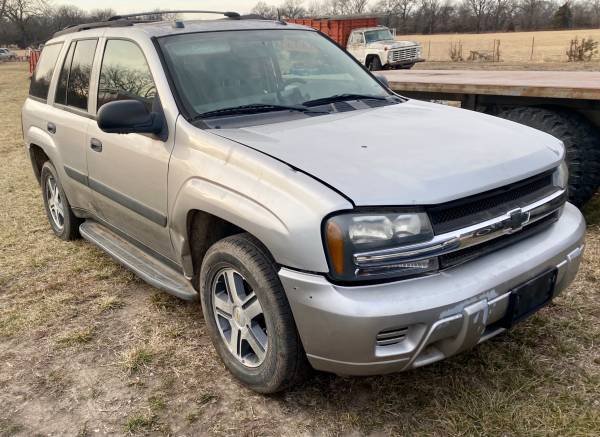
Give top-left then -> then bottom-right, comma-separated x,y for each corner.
47,122 -> 56,134
90,138 -> 103,152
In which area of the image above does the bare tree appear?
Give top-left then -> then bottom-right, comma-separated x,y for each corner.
306,0 -> 327,16
464,0 -> 492,32
419,0 -> 442,33
350,0 -> 370,13
252,1 -> 278,19
1,0 -> 8,20
279,0 -> 306,18
5,0 -> 47,46
589,0 -> 600,26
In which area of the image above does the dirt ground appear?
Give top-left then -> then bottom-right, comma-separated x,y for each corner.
1,61 -> 599,437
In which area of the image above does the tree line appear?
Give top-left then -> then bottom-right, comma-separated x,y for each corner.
253,0 -> 600,34
2,0 -> 600,48
0,0 -> 116,47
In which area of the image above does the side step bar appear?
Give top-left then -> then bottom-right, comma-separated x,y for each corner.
79,221 -> 198,301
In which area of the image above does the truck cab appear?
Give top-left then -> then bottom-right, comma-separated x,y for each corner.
346,26 -> 423,71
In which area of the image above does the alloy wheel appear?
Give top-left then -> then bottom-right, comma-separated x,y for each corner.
211,268 -> 268,368
45,175 -> 65,231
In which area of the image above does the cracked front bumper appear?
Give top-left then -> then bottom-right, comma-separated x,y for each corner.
279,203 -> 585,375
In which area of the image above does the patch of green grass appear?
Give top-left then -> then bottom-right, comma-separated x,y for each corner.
56,327 -> 94,347
124,413 -> 155,434
122,347 -> 153,373
0,312 -> 24,337
197,392 -> 218,406
148,394 -> 166,411
149,292 -> 180,311
0,419 -> 24,436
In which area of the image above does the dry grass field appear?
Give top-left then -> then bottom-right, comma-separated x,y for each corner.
401,28 -> 600,63
1,61 -> 599,436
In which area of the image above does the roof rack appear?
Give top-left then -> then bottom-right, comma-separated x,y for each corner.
109,10 -> 241,21
53,10 -> 241,38
53,20 -> 148,37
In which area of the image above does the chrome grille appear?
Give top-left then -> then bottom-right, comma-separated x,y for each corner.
427,171 -> 556,234
389,46 -> 419,62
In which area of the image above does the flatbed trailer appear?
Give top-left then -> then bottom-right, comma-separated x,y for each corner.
381,70 -> 600,206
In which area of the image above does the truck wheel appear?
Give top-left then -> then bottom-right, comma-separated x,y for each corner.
40,161 -> 80,240
497,107 -> 600,207
199,233 -> 309,393
368,57 -> 382,71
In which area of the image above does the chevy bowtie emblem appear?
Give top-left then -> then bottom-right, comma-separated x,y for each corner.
506,208 -> 530,233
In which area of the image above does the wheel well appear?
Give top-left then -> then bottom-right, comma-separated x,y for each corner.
29,144 -> 49,184
187,210 -> 245,280
365,54 -> 377,64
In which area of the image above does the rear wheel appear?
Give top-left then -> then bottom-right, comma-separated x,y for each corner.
41,161 -> 80,240
496,107 -> 600,206
199,233 -> 309,393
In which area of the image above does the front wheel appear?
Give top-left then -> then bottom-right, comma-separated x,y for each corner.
199,233 -> 309,393
368,56 -> 382,71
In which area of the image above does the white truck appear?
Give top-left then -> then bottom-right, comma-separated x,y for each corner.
346,26 -> 424,71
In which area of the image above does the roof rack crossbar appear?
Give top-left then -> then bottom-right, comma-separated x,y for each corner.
108,10 -> 241,21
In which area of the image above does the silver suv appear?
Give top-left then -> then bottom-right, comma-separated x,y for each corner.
22,11 -> 585,393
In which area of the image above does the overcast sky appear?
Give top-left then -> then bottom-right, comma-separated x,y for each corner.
66,0 -> 269,15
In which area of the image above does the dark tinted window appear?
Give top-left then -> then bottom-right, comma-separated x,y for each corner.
98,40 -> 156,111
55,39 -> 97,110
55,43 -> 75,106
29,43 -> 63,100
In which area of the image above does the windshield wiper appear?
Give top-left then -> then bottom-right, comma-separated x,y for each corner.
194,103 -> 328,119
302,94 -> 392,107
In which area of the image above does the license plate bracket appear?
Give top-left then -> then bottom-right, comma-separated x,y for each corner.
501,269 -> 557,329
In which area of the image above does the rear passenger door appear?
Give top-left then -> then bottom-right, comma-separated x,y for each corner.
86,39 -> 174,259
50,38 -> 98,211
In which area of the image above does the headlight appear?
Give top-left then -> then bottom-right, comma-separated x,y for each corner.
553,161 -> 569,190
324,211 -> 437,282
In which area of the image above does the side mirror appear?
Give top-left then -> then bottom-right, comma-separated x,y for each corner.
375,74 -> 389,88
97,100 -> 165,138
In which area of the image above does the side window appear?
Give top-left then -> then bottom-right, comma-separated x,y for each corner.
98,40 -> 156,112
29,43 -> 63,100
55,39 -> 98,110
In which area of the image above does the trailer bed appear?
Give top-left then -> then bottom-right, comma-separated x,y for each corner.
381,70 -> 600,101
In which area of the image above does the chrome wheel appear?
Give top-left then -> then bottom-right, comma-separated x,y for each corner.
212,268 -> 268,368
45,175 -> 64,231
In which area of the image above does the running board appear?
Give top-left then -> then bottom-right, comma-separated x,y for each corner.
79,221 -> 198,301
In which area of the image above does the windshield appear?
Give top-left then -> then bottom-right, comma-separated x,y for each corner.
158,30 -> 390,119
364,29 -> 394,43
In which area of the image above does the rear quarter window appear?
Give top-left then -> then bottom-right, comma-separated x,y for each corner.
29,43 -> 63,100
55,39 -> 98,110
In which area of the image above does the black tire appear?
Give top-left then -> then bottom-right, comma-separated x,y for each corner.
368,56 -> 382,71
40,161 -> 80,240
496,107 -> 600,207
199,233 -> 309,393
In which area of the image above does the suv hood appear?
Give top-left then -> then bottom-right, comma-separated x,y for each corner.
212,100 -> 564,206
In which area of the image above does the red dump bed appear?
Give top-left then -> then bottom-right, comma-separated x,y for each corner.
286,17 -> 379,47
